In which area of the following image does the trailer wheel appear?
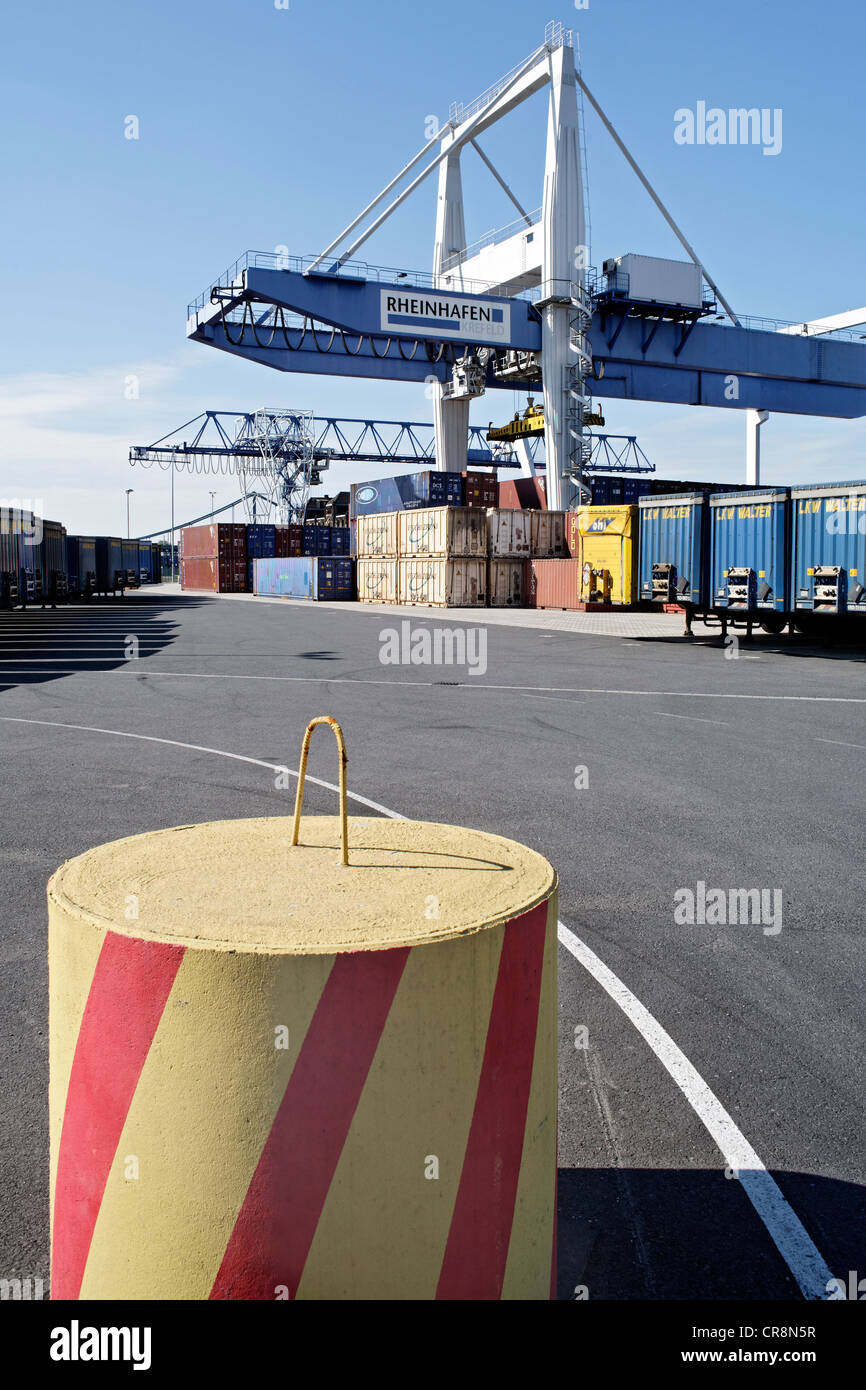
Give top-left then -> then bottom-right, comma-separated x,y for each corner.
760,613 -> 786,635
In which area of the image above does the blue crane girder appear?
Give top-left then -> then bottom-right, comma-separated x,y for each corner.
187,258 -> 866,419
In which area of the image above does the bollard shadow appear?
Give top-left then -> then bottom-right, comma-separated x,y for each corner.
556,1166 -> 866,1300
0,594 -> 211,695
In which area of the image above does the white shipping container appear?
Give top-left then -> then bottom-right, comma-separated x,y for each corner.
355,512 -> 399,558
487,508 -> 532,557
357,557 -> 400,603
530,510 -> 567,557
397,558 -> 487,607
487,559 -> 525,607
609,254 -> 703,310
398,506 -> 486,558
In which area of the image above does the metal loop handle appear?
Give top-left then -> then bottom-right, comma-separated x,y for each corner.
290,716 -> 349,866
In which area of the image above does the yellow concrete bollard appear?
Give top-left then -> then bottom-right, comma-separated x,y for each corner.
48,718 -> 558,1300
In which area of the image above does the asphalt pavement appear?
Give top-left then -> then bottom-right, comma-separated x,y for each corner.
1,589 -> 863,1299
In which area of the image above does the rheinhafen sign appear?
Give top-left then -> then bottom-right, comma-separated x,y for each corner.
380,289 -> 511,344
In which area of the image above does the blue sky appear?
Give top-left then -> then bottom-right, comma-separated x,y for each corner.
3,0 -> 865,535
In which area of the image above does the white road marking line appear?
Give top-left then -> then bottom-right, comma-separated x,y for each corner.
1,667 -> 865,704
815,737 -> 866,751
0,713 -> 836,1300
557,923 -> 833,1301
0,716 -> 405,820
656,712 -> 730,726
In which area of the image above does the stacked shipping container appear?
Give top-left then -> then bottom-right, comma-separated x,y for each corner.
180,524 -> 247,593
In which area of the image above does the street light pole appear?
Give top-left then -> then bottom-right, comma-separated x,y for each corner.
125,488 -> 134,539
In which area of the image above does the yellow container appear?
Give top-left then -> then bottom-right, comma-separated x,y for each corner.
398,507 -> 486,559
354,512 -> 399,558
575,504 -> 638,605
397,557 -> 486,606
357,557 -> 400,603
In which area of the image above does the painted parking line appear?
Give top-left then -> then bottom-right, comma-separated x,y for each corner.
2,668 -> 866,703
0,713 -> 835,1300
656,712 -> 730,726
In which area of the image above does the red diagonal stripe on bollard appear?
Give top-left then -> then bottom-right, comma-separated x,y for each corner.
211,946 -> 410,1300
52,932 -> 185,1299
436,903 -> 548,1300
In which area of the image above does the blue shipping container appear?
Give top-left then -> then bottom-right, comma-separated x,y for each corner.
330,526 -> 352,555
710,490 -> 791,614
302,525 -> 332,556
95,537 -> 124,592
350,471 -> 463,517
253,556 -> 354,600
66,536 -> 97,592
39,520 -> 66,584
639,494 -> 710,606
791,480 -> 866,615
246,524 -> 276,588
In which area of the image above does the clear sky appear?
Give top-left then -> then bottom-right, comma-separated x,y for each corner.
3,0 -> 865,536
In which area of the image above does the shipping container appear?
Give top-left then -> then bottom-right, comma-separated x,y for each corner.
487,508 -> 532,558
0,531 -> 15,576
274,524 -> 303,558
462,470 -> 498,509
397,557 -> 486,607
791,480 -> 866,616
574,505 -> 638,605
497,477 -> 547,510
487,559 -> 525,607
151,542 -> 162,583
357,558 -> 400,604
355,512 -> 400,558
638,494 -> 710,607
330,526 -> 352,556
524,558 -> 584,609
588,477 -> 624,505
95,537 -> 125,593
565,511 -> 580,558
302,524 -> 332,556
122,536 -> 142,586
40,520 -> 67,592
350,471 -> 463,518
180,556 -> 219,592
399,507 -> 486,558
605,254 -> 704,309
136,542 -> 154,582
622,477 -> 653,505
180,523 -> 246,591
246,524 -> 276,589
530,510 -> 567,557
253,556 -> 354,600
710,489 -> 791,616
181,523 -> 247,558
66,536 -> 97,594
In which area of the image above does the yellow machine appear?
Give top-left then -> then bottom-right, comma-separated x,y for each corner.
486,401 -> 546,441
575,505 -> 637,606
487,399 -> 605,442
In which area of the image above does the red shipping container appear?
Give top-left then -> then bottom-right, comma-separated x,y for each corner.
525,557 -> 584,609
462,470 -> 498,509
181,524 -> 246,589
180,556 -> 218,592
497,477 -> 547,510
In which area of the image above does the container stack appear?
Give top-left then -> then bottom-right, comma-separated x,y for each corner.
253,522 -> 354,600
398,506 -> 487,607
180,523 -> 247,593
